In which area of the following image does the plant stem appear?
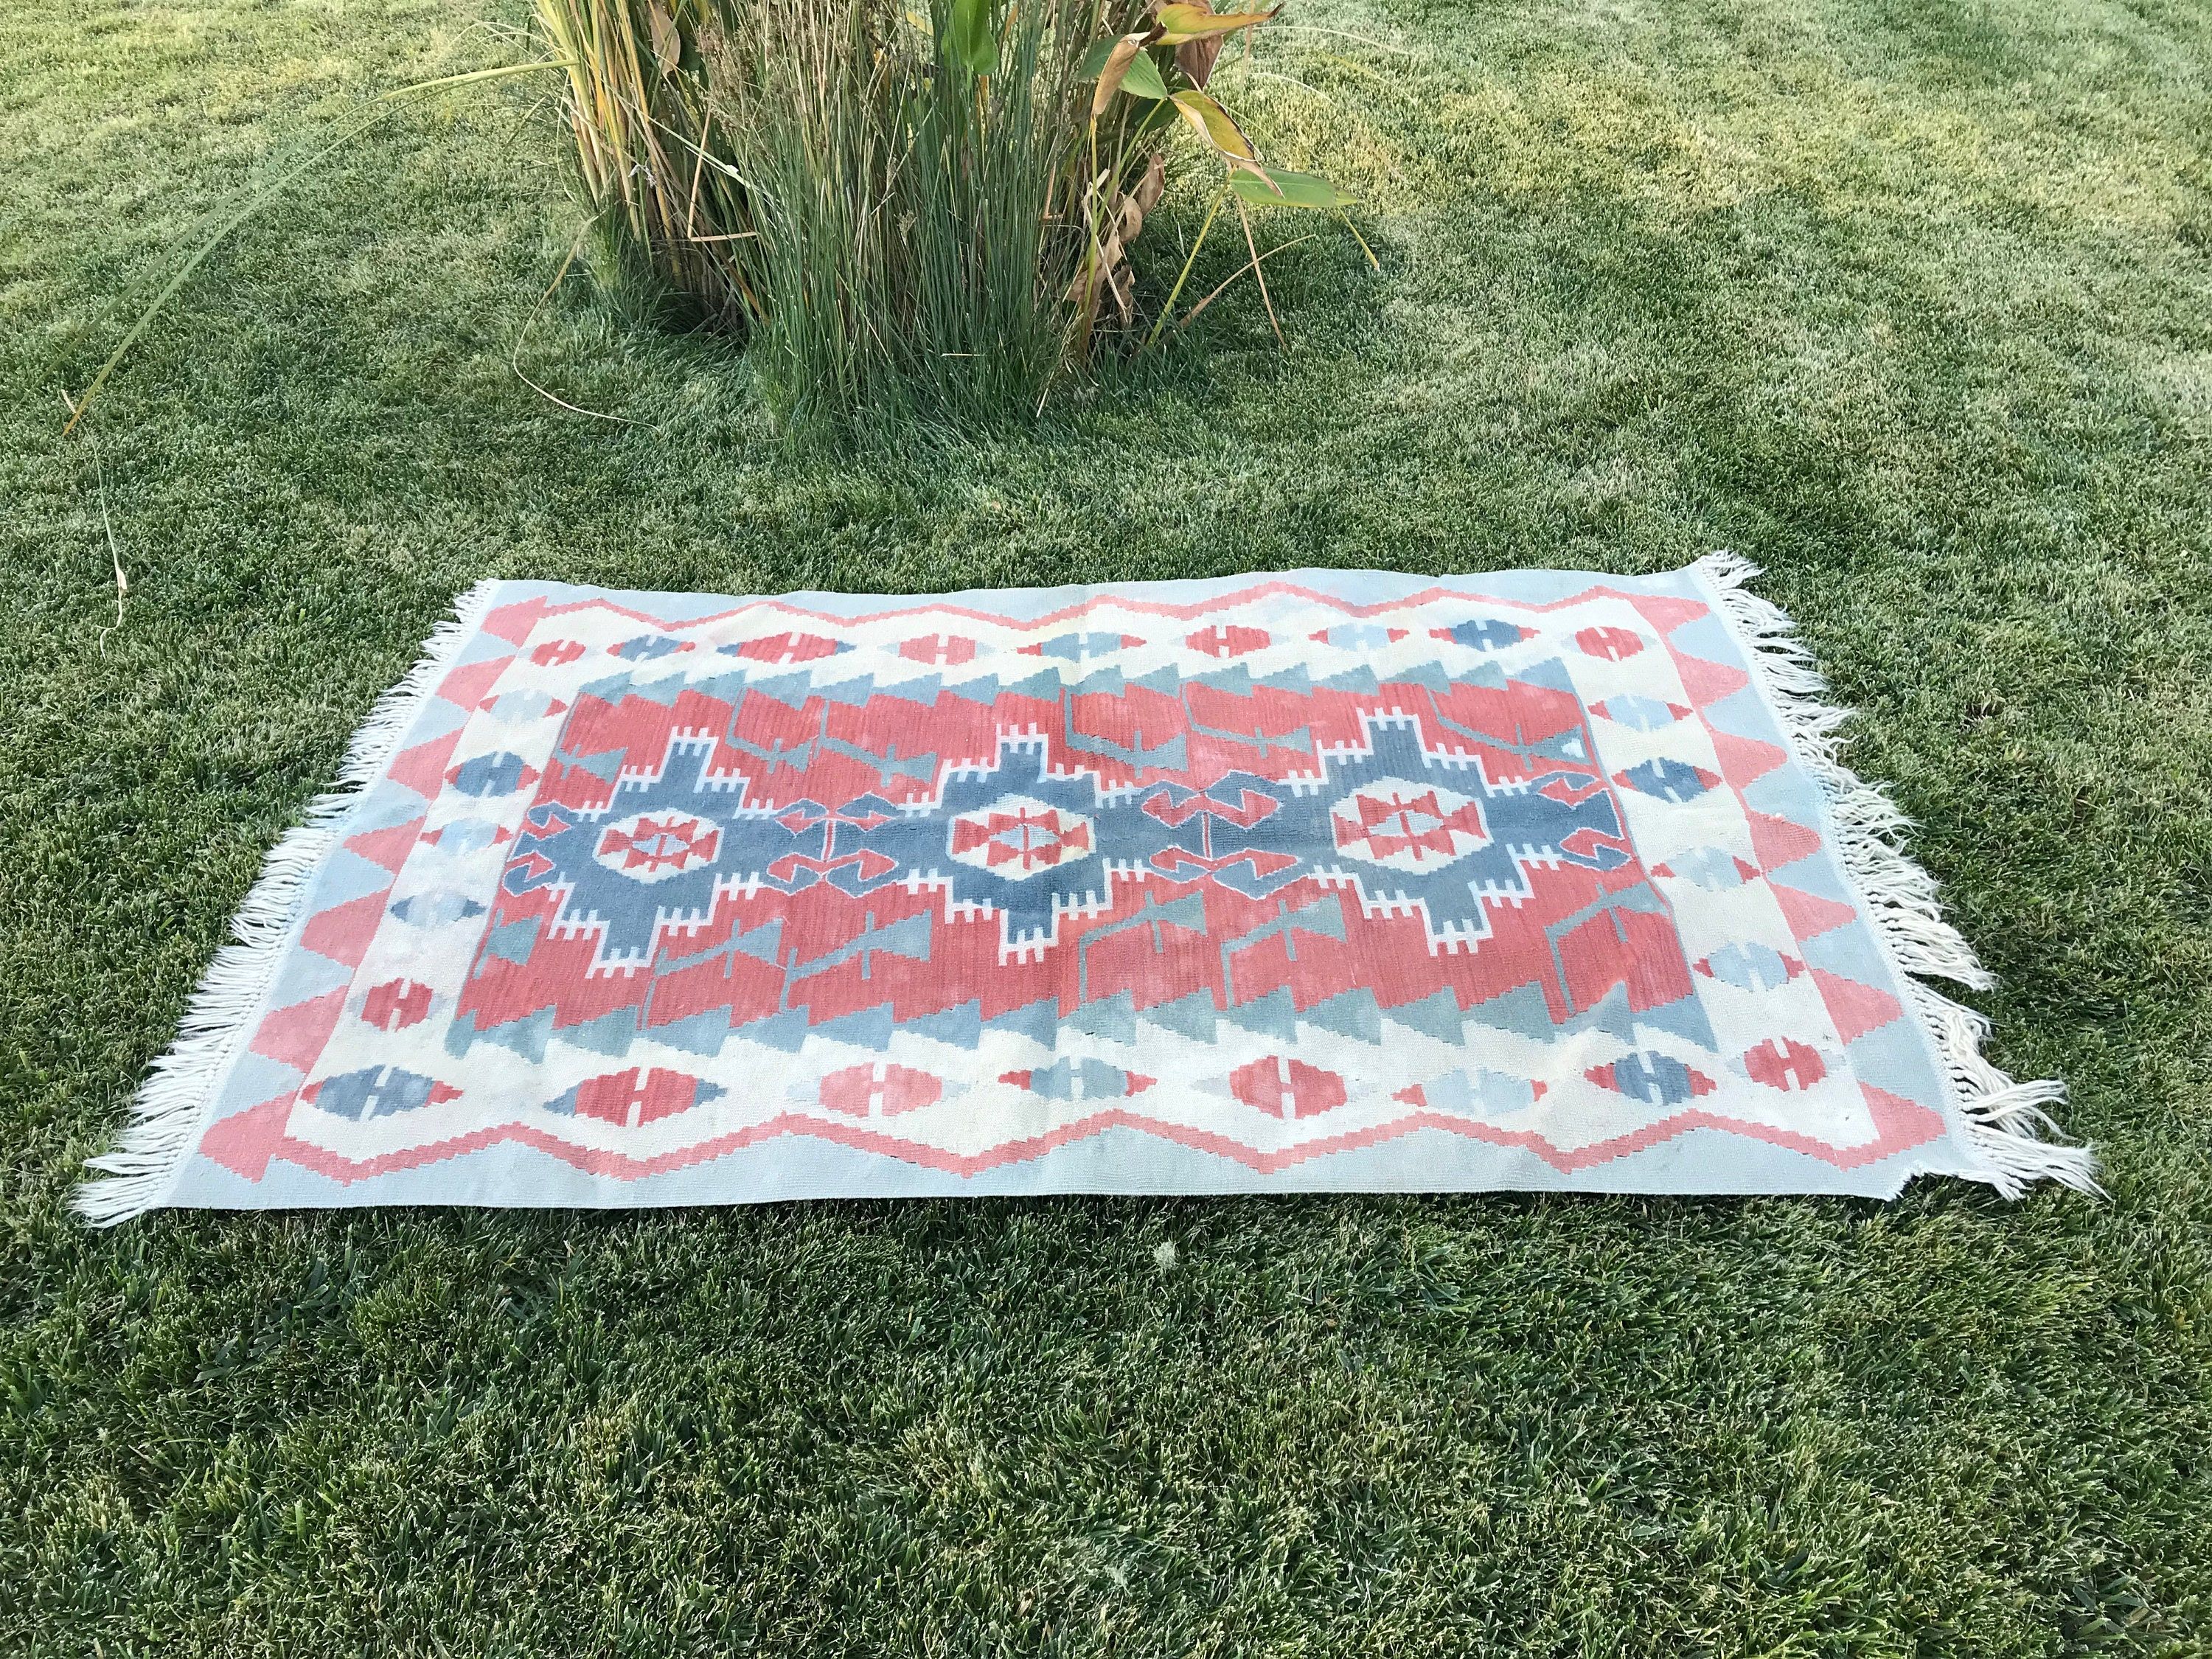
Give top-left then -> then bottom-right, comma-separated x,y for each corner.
1144,184 -> 1228,352
1235,196 -> 1284,347
1163,231 -> 1313,341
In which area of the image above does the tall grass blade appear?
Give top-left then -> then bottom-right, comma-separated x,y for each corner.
64,60 -> 568,437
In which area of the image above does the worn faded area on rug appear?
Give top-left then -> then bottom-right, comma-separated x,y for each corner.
83,560 -> 2095,1219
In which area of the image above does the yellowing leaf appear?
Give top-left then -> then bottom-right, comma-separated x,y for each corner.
1153,4 -> 1279,44
1169,88 -> 1255,160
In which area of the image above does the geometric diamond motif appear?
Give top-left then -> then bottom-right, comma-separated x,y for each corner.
593,811 -> 721,884
1327,776 -> 1489,872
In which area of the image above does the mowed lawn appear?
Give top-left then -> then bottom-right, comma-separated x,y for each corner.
4,0 -> 2211,1651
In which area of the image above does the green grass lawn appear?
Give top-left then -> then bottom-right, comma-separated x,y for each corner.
4,0 -> 2211,1650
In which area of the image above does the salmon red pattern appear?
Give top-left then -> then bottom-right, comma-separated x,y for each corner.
112,566 -> 2036,1209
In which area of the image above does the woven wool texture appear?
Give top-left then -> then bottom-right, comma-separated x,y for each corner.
80,559 -> 2096,1220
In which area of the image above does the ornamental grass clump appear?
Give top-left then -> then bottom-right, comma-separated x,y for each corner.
712,0 -> 1097,428
537,0 -> 1361,431
60,4 -> 1360,442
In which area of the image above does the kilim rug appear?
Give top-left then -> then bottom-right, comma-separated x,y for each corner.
80,556 -> 2096,1221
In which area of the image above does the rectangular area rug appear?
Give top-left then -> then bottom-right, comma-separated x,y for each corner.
79,555 -> 2096,1221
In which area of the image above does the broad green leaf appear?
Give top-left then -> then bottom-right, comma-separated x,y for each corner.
1169,88 -> 1255,159
1154,4 -> 1279,44
945,0 -> 998,75
1228,164 -> 1353,209
1122,53 -> 1171,100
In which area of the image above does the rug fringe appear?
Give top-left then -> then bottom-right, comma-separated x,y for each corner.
1690,551 -> 2098,1198
74,580 -> 504,1225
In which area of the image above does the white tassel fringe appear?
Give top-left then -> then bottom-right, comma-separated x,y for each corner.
74,580 -> 504,1225
1691,551 -> 2098,1198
